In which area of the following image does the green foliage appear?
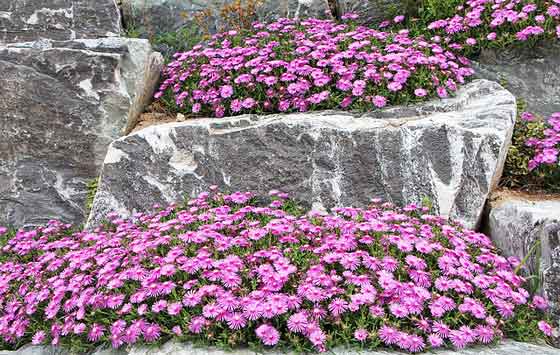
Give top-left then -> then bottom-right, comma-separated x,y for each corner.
152,25 -> 204,59
501,101 -> 560,193
85,178 -> 99,213
125,25 -> 142,39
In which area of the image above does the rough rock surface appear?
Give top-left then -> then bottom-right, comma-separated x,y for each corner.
473,42 -> 560,118
336,0 -> 408,24
88,80 -> 515,229
0,0 -> 122,44
2,340 -> 560,355
0,38 -> 160,227
120,0 -> 332,38
484,192 -> 560,328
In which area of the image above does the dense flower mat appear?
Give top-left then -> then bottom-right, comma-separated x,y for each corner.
0,190 -> 552,353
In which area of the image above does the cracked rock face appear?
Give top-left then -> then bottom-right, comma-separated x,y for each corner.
120,0 -> 331,39
0,38 -> 159,228
88,80 -> 515,229
0,0 -> 122,44
473,42 -> 560,118
484,193 -> 560,329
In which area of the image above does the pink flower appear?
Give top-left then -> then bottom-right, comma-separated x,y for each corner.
328,298 -> 348,317
354,328 -> 369,341
167,302 -> 182,316
188,316 -> 207,334
172,326 -> 182,336
379,325 -> 400,345
414,88 -> 428,97
287,312 -> 308,333
532,295 -> 549,311
32,331 -> 46,345
226,312 -> 247,330
428,333 -> 443,347
373,95 -> 387,108
538,321 -> 553,336
255,324 -> 280,346
220,85 -> 234,98
521,112 -> 535,121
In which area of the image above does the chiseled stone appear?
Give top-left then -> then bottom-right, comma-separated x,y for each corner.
484,192 -> 560,330
0,0 -> 122,44
0,38 -> 161,228
2,340 -> 560,355
88,80 -> 515,229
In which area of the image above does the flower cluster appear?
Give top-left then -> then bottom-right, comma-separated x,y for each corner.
386,0 -> 560,55
0,190 -> 552,352
155,17 -> 473,117
523,112 -> 560,170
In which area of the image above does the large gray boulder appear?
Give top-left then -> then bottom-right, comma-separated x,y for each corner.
473,42 -> 560,118
0,0 -> 122,44
120,0 -> 332,38
2,340 -> 560,355
0,38 -> 162,228
88,79 -> 515,229
484,192 -> 560,329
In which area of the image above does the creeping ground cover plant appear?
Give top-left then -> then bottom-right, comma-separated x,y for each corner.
0,190 -> 553,353
502,111 -> 560,192
385,0 -> 560,57
155,17 -> 474,118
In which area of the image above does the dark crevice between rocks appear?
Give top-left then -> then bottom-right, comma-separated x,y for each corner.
328,0 -> 341,20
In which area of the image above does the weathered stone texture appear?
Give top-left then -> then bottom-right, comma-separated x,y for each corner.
484,193 -> 560,329
88,80 -> 515,229
473,42 -> 560,118
0,38 -> 160,227
2,340 -> 560,355
0,0 -> 122,44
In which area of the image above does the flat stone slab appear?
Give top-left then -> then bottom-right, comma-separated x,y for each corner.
0,0 -> 122,44
88,80 -> 515,229
1,340 -> 559,355
0,38 -> 160,227
484,191 -> 560,329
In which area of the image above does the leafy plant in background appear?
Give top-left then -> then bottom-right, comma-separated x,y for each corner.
151,25 -> 204,59
0,191 -> 554,353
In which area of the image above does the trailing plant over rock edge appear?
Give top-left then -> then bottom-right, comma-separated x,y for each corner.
0,190 -> 554,353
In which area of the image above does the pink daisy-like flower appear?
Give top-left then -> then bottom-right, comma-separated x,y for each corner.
255,324 -> 280,346
354,328 -> 369,341
226,312 -> 247,330
538,321 -> 554,336
32,330 -> 46,345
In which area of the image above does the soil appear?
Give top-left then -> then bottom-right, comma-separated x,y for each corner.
131,102 -> 181,133
489,188 -> 560,206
